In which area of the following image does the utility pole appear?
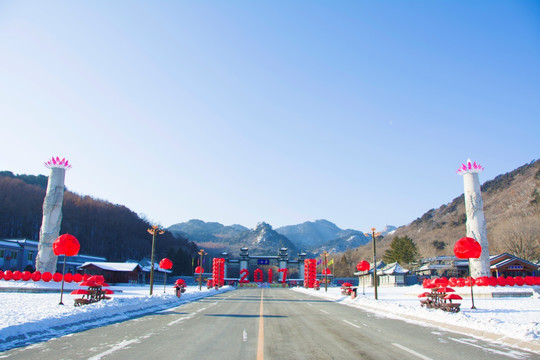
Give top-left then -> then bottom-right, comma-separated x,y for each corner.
147,225 -> 164,295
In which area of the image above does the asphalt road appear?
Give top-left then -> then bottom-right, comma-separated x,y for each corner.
1,288 -> 538,360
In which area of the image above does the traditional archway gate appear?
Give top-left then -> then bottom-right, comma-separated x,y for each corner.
220,247 -> 307,286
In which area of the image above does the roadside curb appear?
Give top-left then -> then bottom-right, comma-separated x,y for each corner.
356,302 -> 540,354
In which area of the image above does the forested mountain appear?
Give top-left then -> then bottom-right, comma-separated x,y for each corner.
275,219 -> 371,253
168,220 -> 297,257
0,171 -> 198,275
331,160 -> 540,277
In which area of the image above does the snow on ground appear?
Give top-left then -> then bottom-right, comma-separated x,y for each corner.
0,280 -> 233,352
293,284 -> 540,350
1,280 -> 539,353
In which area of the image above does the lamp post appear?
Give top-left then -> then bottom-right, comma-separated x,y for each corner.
365,228 -> 381,300
198,249 -> 207,291
321,251 -> 328,292
147,225 -> 165,295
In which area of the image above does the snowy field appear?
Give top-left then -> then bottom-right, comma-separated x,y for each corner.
292,284 -> 540,353
1,281 -> 539,353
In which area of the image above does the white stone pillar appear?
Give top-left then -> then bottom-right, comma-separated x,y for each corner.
457,159 -> 490,277
240,260 -> 248,272
36,157 -> 71,273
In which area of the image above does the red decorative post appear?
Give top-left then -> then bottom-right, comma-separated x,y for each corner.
356,260 -> 370,295
159,258 -> 173,293
53,234 -> 80,305
454,237 -> 482,309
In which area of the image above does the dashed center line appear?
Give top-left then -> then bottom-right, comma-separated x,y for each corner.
320,309 -> 330,314
342,320 -> 361,329
392,343 -> 433,360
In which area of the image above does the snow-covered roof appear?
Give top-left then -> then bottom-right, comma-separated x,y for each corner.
79,262 -> 141,272
380,262 -> 409,275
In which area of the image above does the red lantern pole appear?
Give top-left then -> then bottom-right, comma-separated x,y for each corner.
454,237 -> 481,309
53,234 -> 80,306
198,249 -> 206,291
321,251 -> 328,292
147,225 -> 165,295
59,255 -> 67,305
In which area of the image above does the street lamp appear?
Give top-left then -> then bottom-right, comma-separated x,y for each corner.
321,251 -> 329,292
147,225 -> 165,295
365,228 -> 381,300
198,249 -> 207,291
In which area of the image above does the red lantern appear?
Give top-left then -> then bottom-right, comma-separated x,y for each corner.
454,237 -> 482,259
448,277 -> 458,286
475,276 -> 488,286
254,268 -> 263,282
159,258 -> 173,270
53,234 -> 80,256
488,277 -> 498,286
514,276 -> 525,286
322,268 -> 332,275
195,266 -> 204,274
12,270 -> 22,281
524,276 -> 535,286
506,276 -> 515,286
42,272 -> 53,282
53,272 -> 63,282
456,278 -> 466,287
356,261 -> 370,272
32,271 -> 41,281
4,270 -> 13,281
64,273 -> 73,283
73,273 -> 83,282
22,271 -> 32,281
497,276 -> 507,286
0,270 -> 4,280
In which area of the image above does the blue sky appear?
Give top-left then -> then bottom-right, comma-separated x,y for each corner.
1,1 -> 539,232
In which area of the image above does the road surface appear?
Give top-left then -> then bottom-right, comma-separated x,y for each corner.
1,288 -> 537,359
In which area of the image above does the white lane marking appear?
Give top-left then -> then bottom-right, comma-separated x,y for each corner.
320,309 -> 329,315
448,337 -> 529,358
167,305 -> 210,326
342,320 -> 361,329
87,339 -> 139,360
392,343 -> 433,360
306,303 -> 313,307
243,329 -> 248,342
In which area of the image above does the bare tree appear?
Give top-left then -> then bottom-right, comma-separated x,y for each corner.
491,216 -> 540,261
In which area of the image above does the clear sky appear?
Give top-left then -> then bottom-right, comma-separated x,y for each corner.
1,1 -> 539,232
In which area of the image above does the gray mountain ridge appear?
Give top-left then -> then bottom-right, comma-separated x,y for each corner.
167,219 -> 388,256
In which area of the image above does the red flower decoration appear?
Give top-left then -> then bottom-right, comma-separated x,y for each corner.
356,261 -> 370,272
53,234 -> 80,256
453,237 -> 482,259
159,258 -> 173,270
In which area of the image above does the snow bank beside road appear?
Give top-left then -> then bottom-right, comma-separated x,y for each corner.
0,282 -> 232,352
292,285 -> 540,345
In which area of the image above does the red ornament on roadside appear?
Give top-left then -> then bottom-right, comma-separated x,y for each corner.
42,272 -> 52,282
32,271 -> 41,281
12,271 -> 22,281
4,270 -> 13,281
53,234 -> 80,256
22,271 -> 32,281
356,261 -> 370,272
159,258 -> 173,270
453,237 -> 482,259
